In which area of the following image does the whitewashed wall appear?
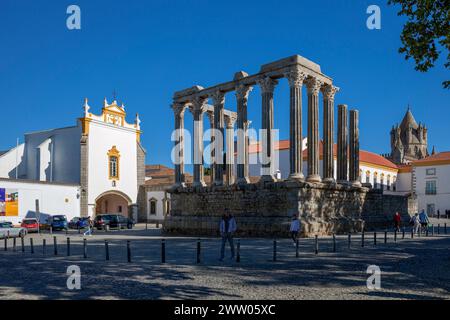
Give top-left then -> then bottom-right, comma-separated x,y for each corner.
0,143 -> 25,179
146,190 -> 168,221
87,121 -> 138,216
414,164 -> 450,214
0,179 -> 80,225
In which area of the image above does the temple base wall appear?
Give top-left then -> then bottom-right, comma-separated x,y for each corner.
164,181 -> 413,237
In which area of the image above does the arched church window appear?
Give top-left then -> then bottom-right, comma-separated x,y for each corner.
380,173 -> 385,190
365,171 -> 370,184
107,146 -> 120,180
150,198 -> 157,215
373,172 -> 378,189
387,175 -> 391,190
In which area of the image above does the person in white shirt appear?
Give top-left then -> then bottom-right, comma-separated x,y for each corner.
219,210 -> 237,261
290,214 -> 301,245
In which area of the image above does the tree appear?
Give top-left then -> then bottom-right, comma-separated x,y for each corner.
388,0 -> 450,88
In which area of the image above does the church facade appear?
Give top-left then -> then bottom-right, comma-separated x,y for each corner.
0,98 -> 146,224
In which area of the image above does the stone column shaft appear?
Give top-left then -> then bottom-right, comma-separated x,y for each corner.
212,91 -> 225,185
349,109 -> 361,186
207,111 -> 215,183
258,77 -> 278,182
285,68 -> 307,180
192,97 -> 207,187
225,116 -> 236,185
322,85 -> 339,183
337,104 -> 348,183
173,103 -> 186,186
236,84 -> 253,184
306,77 -> 323,182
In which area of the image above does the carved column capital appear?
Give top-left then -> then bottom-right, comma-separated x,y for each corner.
322,84 -> 340,101
225,115 -> 237,128
172,102 -> 186,117
235,84 -> 253,101
210,90 -> 225,106
305,77 -> 323,95
192,96 -> 208,114
284,67 -> 308,88
257,77 -> 278,94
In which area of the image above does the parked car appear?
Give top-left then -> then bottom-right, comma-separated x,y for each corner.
94,214 -> 134,230
50,215 -> 68,231
20,218 -> 40,233
68,217 -> 90,229
0,221 -> 27,238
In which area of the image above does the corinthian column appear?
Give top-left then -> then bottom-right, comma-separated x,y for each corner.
322,84 -> 339,183
172,102 -> 186,187
207,111 -> 215,182
285,67 -> 307,180
192,97 -> 208,187
337,104 -> 348,183
211,91 -> 225,185
257,77 -> 278,182
236,84 -> 253,184
349,109 -> 361,186
225,115 -> 237,185
305,77 -> 323,182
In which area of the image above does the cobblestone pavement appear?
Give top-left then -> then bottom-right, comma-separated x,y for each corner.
0,222 -> 449,300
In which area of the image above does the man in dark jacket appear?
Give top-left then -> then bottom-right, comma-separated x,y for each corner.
219,211 -> 237,261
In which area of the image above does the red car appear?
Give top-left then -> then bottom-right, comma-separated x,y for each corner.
21,218 -> 39,233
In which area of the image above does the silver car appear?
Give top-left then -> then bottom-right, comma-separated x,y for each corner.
0,221 -> 27,238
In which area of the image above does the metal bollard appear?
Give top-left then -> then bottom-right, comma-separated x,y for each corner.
273,240 -> 277,262
348,233 -> 351,249
236,239 -> 241,263
425,227 -> 429,237
438,224 -> 440,235
445,223 -> 447,234
105,240 -> 109,261
21,236 -> 24,252
66,237 -> 71,256
295,239 -> 299,258
4,236 -> 6,251
43,239 -> 46,255
156,221 -> 159,228
30,238 -> 34,254
13,237 -> 16,252
53,236 -> 58,255
196,239 -> 201,264
374,232 -> 377,246
384,231 -> 388,244
402,228 -> 405,239
127,240 -> 131,263
332,234 -> 336,252
50,226 -> 52,235
315,235 -> 319,255
83,238 -> 87,259
394,230 -> 397,242
161,239 -> 166,263
431,225 -> 434,236
411,228 -> 414,239
361,231 -> 365,248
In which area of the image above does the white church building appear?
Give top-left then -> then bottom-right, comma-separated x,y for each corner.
0,98 -> 146,224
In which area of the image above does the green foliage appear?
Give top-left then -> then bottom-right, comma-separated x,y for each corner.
388,0 -> 450,88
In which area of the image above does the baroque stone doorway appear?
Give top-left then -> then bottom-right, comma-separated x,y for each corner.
95,190 -> 132,218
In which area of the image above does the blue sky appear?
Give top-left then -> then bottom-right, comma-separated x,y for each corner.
0,0 -> 448,169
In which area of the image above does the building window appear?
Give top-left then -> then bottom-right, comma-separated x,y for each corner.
107,146 -> 120,180
365,171 -> 370,184
373,172 -> 378,189
425,181 -> 437,195
387,175 -> 391,190
393,176 -> 397,191
150,199 -> 157,215
426,168 -> 436,176
380,174 -> 385,190
118,205 -> 122,213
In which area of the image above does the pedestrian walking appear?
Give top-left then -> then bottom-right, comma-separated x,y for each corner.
219,210 -> 237,261
410,213 -> 421,235
290,215 -> 301,245
393,212 -> 401,232
419,209 -> 430,234
83,216 -> 94,236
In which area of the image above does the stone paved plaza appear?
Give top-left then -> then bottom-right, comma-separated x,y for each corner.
0,220 -> 449,300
